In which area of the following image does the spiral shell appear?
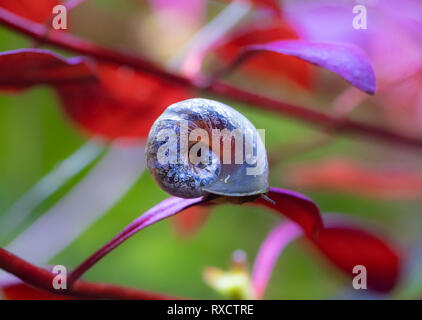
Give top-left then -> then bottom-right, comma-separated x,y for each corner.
146,98 -> 269,199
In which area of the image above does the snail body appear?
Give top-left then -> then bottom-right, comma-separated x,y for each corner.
146,98 -> 269,199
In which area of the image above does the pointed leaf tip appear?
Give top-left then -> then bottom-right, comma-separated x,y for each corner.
242,40 -> 377,94
253,187 -> 323,237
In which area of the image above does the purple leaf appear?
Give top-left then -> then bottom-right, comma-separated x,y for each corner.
236,40 -> 377,94
0,49 -> 97,90
69,187 -> 323,284
68,196 -> 205,284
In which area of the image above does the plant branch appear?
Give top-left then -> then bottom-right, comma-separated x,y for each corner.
0,248 -> 178,299
0,8 -> 422,151
68,197 -> 207,286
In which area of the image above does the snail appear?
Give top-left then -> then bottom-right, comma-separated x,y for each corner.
146,98 -> 269,201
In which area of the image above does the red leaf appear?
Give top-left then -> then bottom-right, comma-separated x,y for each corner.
238,40 -> 377,94
213,20 -> 311,89
3,283 -> 75,300
56,63 -> 192,139
171,205 -> 212,237
0,49 -> 191,139
0,0 -> 59,23
248,0 -> 280,12
313,226 -> 400,292
284,159 -> 422,200
220,0 -> 281,15
0,49 -> 97,91
253,187 -> 323,237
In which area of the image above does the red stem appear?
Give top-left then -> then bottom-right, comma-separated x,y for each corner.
0,8 -> 421,150
0,248 -> 179,299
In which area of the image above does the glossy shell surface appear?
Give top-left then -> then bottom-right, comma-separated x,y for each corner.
146,98 -> 269,198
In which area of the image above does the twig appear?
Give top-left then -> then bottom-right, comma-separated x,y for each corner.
0,8 -> 421,150
68,197 -> 207,286
0,248 -> 177,299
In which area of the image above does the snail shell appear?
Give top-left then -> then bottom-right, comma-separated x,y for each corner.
146,98 -> 269,199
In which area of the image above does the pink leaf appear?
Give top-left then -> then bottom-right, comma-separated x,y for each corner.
252,222 -> 303,299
